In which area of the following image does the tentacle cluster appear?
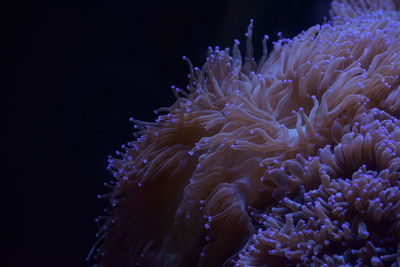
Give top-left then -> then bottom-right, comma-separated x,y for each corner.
92,0 -> 400,266
236,108 -> 400,266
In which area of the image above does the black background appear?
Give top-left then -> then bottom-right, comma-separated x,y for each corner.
8,0 -> 331,266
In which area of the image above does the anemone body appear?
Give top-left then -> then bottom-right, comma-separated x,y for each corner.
95,0 -> 400,266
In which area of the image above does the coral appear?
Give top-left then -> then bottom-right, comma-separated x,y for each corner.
236,110 -> 400,266
92,0 -> 400,266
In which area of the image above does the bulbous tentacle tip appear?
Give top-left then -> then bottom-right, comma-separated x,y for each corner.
243,19 -> 257,75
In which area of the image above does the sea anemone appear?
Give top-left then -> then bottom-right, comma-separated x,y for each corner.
92,0 -> 400,266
